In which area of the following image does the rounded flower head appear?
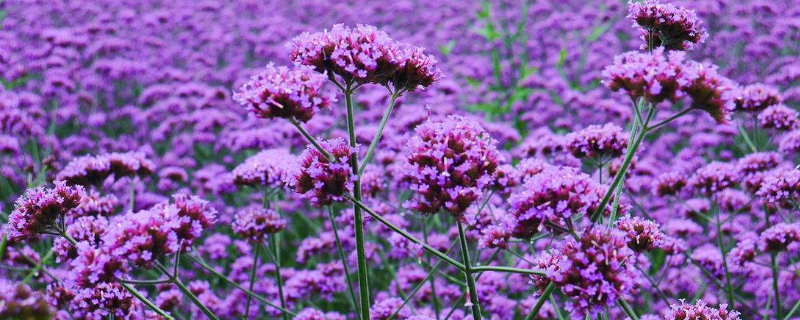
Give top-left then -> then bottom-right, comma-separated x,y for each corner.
652,171 -> 687,196
401,115 -> 502,218
232,207 -> 286,242
233,63 -> 333,123
293,138 -> 356,206
664,300 -> 741,320
232,148 -> 298,190
532,227 -> 638,317
615,216 -> 665,252
288,24 -> 442,91
7,181 -> 85,242
565,123 -> 629,160
628,0 -> 707,51
758,222 -> 800,253
758,104 -> 799,131
0,279 -> 52,320
778,130 -> 800,154
734,84 -> 781,112
602,48 -> 691,104
756,168 -> 800,204
56,152 -> 155,187
687,162 -> 739,196
684,63 -> 737,124
508,165 -> 607,238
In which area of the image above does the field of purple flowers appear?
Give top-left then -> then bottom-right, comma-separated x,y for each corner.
2,0 -> 800,319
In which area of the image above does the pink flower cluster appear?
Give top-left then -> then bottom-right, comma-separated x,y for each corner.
56,152 -> 155,187
293,138 -> 356,206
565,123 -> 629,160
628,0 -> 707,51
232,148 -> 298,190
7,181 -> 85,241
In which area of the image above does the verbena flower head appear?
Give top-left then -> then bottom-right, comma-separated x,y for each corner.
758,104 -> 799,131
288,24 -> 442,91
401,115 -> 502,218
758,222 -> 800,253
778,130 -> 800,154
293,138 -> 356,206
233,63 -> 333,123
616,216 -> 666,252
509,165 -> 605,238
232,148 -> 298,190
756,168 -> 800,204
602,48 -> 691,104
734,84 -> 782,112
652,171 -> 687,196
736,152 -> 781,176
232,207 -> 286,242
532,227 -> 638,318
687,162 -> 739,196
7,181 -> 84,242
663,300 -> 741,320
628,0 -> 707,51
53,216 -> 108,263
565,123 -> 629,160
56,152 -> 155,187
684,62 -> 737,124
0,279 -> 52,319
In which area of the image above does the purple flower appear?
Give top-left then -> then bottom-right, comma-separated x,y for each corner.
684,62 -> 737,124
232,207 -> 286,242
756,168 -> 800,204
7,181 -> 85,242
294,308 -> 346,320
0,279 -> 52,319
778,130 -> 800,154
734,84 -> 782,112
615,216 -> 666,252
758,223 -> 800,253
565,123 -> 629,160
531,227 -> 639,318
652,171 -> 687,196
53,216 -> 108,262
56,152 -> 155,187
687,162 -> 739,196
401,115 -> 502,218
758,104 -> 799,131
508,165 -> 606,238
628,0 -> 707,51
233,63 -> 333,123
736,152 -> 781,176
602,48 -> 691,104
232,148 -> 298,190
293,138 -> 356,206
663,300 -> 741,320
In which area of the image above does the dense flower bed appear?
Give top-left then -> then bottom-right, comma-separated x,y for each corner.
1,0 -> 800,319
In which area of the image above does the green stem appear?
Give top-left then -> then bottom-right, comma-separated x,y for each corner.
618,299 -> 638,320
188,254 -> 296,316
347,195 -> 465,270
783,297 -> 799,320
386,242 -> 458,320
457,221 -> 481,320
469,265 -> 545,275
244,244 -> 260,319
156,263 -> 219,320
737,124 -> 758,153
608,113 -> 640,227
771,252 -> 782,318
344,86 -> 371,320
713,200 -> 735,309
119,283 -> 175,320
327,207 -> 361,318
22,249 -> 53,283
289,119 -> 333,161
423,219 -> 441,320
269,236 -> 289,320
359,92 -> 401,175
523,283 -> 556,320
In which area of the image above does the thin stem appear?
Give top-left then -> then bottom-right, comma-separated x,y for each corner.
117,278 -> 172,286
608,112 -> 640,227
618,299 -> 639,320
119,283 -> 175,320
386,241 -> 458,320
737,123 -> 758,153
244,244 -> 260,319
289,118 -> 333,161
129,180 -> 136,212
423,218 -> 442,320
771,252 -> 782,318
327,207 -> 361,318
269,236 -> 289,320
646,107 -> 694,133
156,263 -> 219,320
713,200 -> 735,309
347,195 -> 465,270
22,249 -> 52,284
470,266 -> 545,275
457,221 -> 482,320
344,85 -> 372,320
523,283 -> 556,320
359,91 -> 401,175
188,254 -> 296,316
783,297 -> 800,320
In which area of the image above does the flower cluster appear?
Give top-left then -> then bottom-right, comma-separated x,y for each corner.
56,152 -> 155,187
233,63 -> 333,123
293,138 -> 356,206
734,84 -> 782,112
758,223 -> 800,253
232,148 -> 298,190
615,216 -> 666,252
687,162 -> 739,196
289,24 -> 442,91
663,300 -> 741,320
6,181 -> 85,241
756,168 -> 800,204
683,62 -> 737,124
532,227 -> 638,317
401,115 -> 502,218
232,207 -> 287,242
0,280 -> 52,319
628,0 -> 707,51
758,105 -> 799,131
602,48 -> 690,104
564,123 -> 629,160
